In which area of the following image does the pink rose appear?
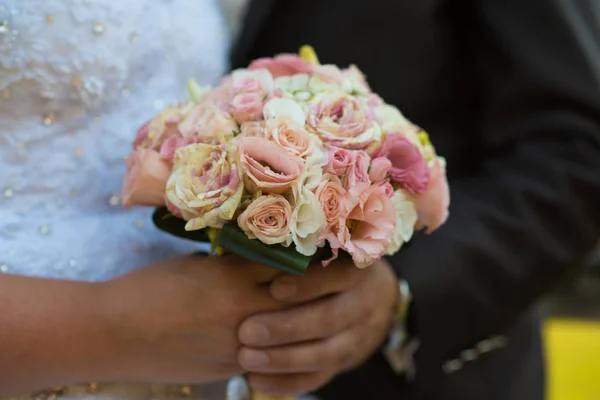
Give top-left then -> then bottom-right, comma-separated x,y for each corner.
133,120 -> 151,148
159,136 -> 196,163
369,157 -> 392,183
345,150 -> 371,191
179,103 -> 239,143
239,121 -> 266,138
133,105 -> 186,151
379,182 -> 395,198
366,94 -> 385,108
238,195 -> 292,245
307,94 -> 381,150
333,184 -> 396,268
413,159 -> 450,234
232,69 -> 274,96
325,146 -> 355,176
203,84 -> 235,112
249,54 -> 314,78
373,134 -> 430,194
324,147 -> 371,190
238,136 -> 304,194
122,148 -> 171,209
312,64 -> 345,84
230,92 -> 264,124
165,198 -> 183,218
315,174 -> 346,250
264,117 -> 314,159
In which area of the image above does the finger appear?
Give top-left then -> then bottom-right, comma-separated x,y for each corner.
247,371 -> 333,398
219,254 -> 283,284
239,328 -> 357,374
239,289 -> 367,347
247,286 -> 288,314
270,260 -> 365,302
244,263 -> 284,285
141,361 -> 243,384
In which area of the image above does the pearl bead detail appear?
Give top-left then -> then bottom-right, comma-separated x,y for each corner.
108,193 -> 120,206
92,21 -> 105,36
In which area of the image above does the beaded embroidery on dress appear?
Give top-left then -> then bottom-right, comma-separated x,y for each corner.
0,0 -> 229,280
0,0 -> 238,398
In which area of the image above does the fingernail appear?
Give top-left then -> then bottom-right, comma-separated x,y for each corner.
241,349 -> 269,368
240,321 -> 270,345
272,281 -> 297,300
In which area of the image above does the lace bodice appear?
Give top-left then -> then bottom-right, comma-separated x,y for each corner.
0,0 -> 234,281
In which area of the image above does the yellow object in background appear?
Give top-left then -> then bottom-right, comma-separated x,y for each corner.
299,45 -> 320,64
545,319 -> 600,400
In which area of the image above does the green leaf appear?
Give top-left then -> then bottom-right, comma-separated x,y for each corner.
152,207 -> 210,242
218,224 -> 311,276
152,208 -> 311,275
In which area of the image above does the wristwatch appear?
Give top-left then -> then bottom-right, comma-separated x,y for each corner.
383,279 -> 419,381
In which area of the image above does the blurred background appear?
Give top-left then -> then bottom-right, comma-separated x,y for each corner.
544,242 -> 600,399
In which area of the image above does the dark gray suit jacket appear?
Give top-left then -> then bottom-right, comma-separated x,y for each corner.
231,1 -> 600,398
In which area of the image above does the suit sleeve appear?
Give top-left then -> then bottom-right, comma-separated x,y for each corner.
388,0 -> 600,380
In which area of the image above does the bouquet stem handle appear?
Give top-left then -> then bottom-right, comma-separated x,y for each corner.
227,376 -> 295,400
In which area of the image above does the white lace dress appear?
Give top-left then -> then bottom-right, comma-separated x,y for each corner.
0,0 -> 251,398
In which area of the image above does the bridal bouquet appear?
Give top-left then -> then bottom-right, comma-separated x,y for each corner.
122,46 -> 450,276
122,46 -> 449,400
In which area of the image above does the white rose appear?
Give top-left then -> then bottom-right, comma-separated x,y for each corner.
374,104 -> 420,144
274,74 -> 313,101
309,65 -> 353,95
289,187 -> 327,256
263,98 -> 306,124
386,189 -> 418,255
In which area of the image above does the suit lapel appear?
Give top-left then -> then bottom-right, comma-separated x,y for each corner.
230,0 -> 277,69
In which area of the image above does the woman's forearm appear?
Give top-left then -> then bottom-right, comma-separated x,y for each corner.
0,274 -> 117,395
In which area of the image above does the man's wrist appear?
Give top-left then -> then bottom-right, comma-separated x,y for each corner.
382,278 -> 419,379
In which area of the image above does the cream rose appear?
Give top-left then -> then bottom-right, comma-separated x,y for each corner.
166,143 -> 244,231
238,195 -> 292,245
264,117 -> 315,159
307,93 -> 382,150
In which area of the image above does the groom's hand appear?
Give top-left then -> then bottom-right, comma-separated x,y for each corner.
238,259 -> 399,397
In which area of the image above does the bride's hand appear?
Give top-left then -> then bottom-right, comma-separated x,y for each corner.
98,254 -> 283,384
